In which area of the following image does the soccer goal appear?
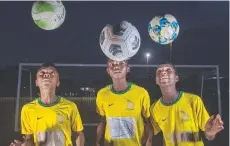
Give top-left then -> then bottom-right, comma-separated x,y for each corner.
14,63 -> 222,133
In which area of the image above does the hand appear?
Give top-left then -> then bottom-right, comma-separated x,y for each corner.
205,114 -> 224,137
9,140 -> 23,146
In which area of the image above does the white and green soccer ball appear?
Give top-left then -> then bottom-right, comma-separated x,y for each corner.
31,0 -> 66,30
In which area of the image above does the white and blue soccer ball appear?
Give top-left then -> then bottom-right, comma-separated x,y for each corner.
31,0 -> 66,30
99,21 -> 141,61
148,14 -> 179,45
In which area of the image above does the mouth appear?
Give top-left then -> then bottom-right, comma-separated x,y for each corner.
42,79 -> 51,83
112,69 -> 122,74
160,77 -> 168,80
113,71 -> 121,74
160,77 -> 169,82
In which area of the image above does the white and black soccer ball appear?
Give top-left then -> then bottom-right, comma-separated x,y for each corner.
99,21 -> 141,61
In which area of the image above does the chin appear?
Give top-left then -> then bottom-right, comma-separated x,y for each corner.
159,82 -> 172,87
113,76 -> 122,79
111,73 -> 122,78
40,84 -> 53,89
113,75 -> 125,79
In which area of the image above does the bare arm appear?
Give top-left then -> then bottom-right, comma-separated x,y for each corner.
10,134 -> 34,146
76,131 -> 85,146
23,134 -> 35,146
96,116 -> 106,146
204,132 -> 215,141
142,118 -> 153,146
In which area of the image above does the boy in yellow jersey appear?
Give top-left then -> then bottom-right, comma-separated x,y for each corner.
150,62 -> 224,146
96,59 -> 152,146
10,63 -> 85,146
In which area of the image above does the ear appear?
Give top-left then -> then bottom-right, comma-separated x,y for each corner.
57,80 -> 60,87
35,80 -> 38,87
175,75 -> 179,82
156,77 -> 159,86
106,67 -> 109,75
127,66 -> 130,72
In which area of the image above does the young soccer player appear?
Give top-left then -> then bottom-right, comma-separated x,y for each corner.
96,59 -> 152,146
150,62 -> 224,146
10,63 -> 85,146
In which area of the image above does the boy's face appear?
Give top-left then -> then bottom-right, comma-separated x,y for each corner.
106,60 -> 129,79
36,66 -> 60,90
156,64 -> 178,87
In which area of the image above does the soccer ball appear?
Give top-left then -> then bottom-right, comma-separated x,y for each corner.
31,0 -> 66,30
148,14 -> 179,45
99,21 -> 141,61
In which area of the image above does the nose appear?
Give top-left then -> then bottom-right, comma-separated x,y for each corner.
44,73 -> 51,78
161,70 -> 167,76
113,65 -> 120,70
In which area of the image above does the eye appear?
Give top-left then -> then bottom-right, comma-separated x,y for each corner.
166,68 -> 172,72
119,61 -> 125,65
108,63 -> 114,68
110,63 -> 118,67
50,71 -> 55,76
156,70 -> 162,75
166,68 -> 173,73
39,71 -> 44,76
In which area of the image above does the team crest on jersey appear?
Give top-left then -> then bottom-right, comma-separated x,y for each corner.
180,110 -> 189,121
126,100 -> 134,110
57,113 -> 64,123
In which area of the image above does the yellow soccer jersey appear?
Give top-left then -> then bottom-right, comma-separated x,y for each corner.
150,91 -> 210,146
96,83 -> 150,146
21,96 -> 83,146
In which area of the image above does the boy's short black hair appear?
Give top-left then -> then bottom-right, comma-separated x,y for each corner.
41,62 -> 56,68
107,59 -> 128,66
156,61 -> 178,75
38,62 -> 57,72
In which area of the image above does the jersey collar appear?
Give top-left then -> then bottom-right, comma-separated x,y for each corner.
160,91 -> 183,106
38,96 -> 61,107
110,82 -> 132,94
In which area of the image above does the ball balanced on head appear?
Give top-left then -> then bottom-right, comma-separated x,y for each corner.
99,21 -> 141,61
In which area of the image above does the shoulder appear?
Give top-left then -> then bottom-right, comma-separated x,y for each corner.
59,96 -> 77,107
97,85 -> 111,98
22,98 -> 38,110
131,83 -> 149,93
181,91 -> 204,106
150,99 -> 161,112
182,91 -> 200,98
182,91 -> 201,101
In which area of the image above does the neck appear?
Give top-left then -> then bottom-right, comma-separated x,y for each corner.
112,78 -> 128,92
40,89 -> 57,104
160,86 -> 179,103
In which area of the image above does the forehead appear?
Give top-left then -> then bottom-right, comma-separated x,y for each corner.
107,60 -> 127,65
37,67 -> 57,73
156,64 -> 174,71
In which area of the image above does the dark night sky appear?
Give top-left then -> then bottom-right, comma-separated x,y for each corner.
0,1 -> 228,76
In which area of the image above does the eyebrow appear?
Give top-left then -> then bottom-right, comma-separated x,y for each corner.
39,70 -> 55,72
38,67 -> 57,71
38,69 -> 56,75
156,67 -> 173,71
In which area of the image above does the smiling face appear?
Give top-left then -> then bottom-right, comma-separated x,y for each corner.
36,66 -> 60,90
155,63 -> 179,88
106,59 -> 130,80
